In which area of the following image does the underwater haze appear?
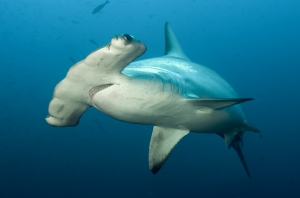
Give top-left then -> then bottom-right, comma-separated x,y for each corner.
1,0 -> 300,197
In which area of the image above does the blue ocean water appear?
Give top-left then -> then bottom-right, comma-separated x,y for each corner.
0,0 -> 300,197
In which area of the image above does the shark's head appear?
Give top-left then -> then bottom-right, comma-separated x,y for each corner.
46,33 -> 146,127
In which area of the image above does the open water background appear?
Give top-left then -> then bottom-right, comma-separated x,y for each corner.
0,0 -> 299,197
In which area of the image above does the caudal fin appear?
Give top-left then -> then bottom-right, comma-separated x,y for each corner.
231,135 -> 252,179
218,122 -> 260,179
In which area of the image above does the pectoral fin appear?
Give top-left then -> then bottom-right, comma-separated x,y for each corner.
149,126 -> 189,174
187,98 -> 254,110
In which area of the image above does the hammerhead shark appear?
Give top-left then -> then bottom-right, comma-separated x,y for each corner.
46,22 -> 259,178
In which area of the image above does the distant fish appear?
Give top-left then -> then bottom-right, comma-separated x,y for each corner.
92,0 -> 109,14
89,39 -> 98,46
2,81 -> 14,86
59,16 -> 66,21
69,56 -> 76,64
71,20 -> 80,24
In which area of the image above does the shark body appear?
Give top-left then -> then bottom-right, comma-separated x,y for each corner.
46,23 -> 259,178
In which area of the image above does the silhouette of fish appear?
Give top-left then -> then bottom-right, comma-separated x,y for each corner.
92,0 -> 109,14
71,20 -> 80,24
89,39 -> 98,46
69,56 -> 76,64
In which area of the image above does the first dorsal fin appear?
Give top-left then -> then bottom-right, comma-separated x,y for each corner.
164,22 -> 190,61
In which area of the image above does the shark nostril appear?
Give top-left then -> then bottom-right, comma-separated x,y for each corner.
123,34 -> 133,42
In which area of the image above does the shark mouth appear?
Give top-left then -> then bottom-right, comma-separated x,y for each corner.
89,84 -> 114,99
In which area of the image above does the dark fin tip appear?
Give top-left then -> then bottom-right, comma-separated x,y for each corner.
150,165 -> 160,174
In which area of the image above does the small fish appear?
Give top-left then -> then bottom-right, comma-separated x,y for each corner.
89,39 -> 98,46
59,16 -> 65,21
92,0 -> 109,14
71,20 -> 80,24
69,56 -> 76,64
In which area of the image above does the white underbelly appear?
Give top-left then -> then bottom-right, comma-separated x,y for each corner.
91,78 -> 244,134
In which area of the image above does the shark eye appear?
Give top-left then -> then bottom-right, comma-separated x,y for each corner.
123,34 -> 133,42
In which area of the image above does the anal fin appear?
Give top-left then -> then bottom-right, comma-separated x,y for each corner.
149,126 -> 189,174
224,131 -> 239,148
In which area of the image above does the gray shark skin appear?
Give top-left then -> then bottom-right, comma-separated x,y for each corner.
46,23 -> 259,178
